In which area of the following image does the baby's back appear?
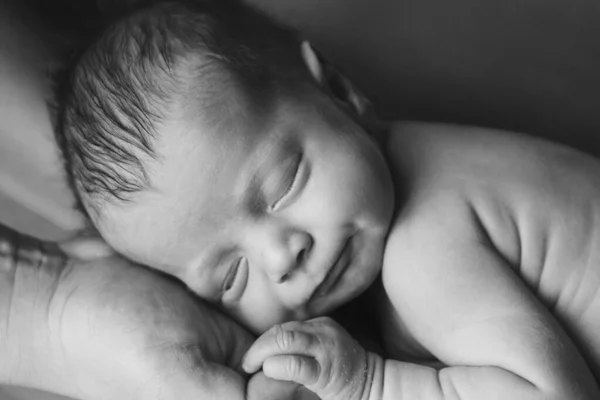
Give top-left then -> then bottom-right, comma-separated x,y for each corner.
386,122 -> 600,374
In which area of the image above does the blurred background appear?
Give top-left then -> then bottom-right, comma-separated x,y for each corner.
2,0 -> 600,398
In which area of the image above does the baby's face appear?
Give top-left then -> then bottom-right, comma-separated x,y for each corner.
97,93 -> 394,333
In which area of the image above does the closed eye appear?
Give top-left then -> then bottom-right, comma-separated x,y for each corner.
269,153 -> 304,211
222,258 -> 242,292
221,257 -> 248,304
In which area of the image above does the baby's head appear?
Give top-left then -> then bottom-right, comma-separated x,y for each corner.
56,0 -> 394,333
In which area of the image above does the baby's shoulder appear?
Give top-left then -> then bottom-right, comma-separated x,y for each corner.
384,121 -> 600,240
384,121 -> 600,194
380,122 -> 548,271
381,120 -> 600,291
383,122 -> 503,237
384,121 -> 581,188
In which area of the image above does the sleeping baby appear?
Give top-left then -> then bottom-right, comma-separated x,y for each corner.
54,0 -> 600,398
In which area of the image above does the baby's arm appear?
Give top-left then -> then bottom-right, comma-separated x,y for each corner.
373,194 -> 599,399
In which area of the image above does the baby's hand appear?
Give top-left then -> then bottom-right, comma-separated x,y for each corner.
243,317 -> 370,400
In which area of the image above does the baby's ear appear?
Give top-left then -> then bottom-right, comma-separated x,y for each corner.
301,41 -> 373,119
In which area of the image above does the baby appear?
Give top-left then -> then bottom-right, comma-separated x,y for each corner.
54,0 -> 600,399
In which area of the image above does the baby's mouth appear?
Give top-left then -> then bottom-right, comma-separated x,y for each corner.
311,236 -> 353,300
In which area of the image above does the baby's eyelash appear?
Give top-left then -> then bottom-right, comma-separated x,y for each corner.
221,257 -> 249,304
222,258 -> 241,292
270,155 -> 302,211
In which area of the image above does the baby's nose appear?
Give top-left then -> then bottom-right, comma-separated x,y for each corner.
268,231 -> 313,284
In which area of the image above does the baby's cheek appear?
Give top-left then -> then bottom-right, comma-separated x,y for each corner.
300,178 -> 359,223
234,292 -> 293,335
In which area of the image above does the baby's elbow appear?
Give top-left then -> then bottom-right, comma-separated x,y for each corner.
543,380 -> 599,400
526,371 -> 599,400
436,365 -> 598,400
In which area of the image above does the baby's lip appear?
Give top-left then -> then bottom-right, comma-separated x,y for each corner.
309,236 -> 352,301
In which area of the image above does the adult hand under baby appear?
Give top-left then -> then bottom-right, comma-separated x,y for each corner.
1,226 -> 308,400
243,316 -> 382,400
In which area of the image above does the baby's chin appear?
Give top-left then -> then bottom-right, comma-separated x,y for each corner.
239,277 -> 379,334
310,259 -> 382,319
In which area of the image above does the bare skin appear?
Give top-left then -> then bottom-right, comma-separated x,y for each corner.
82,38 -> 600,398
381,121 -> 600,378
0,223 -> 317,400
244,121 -> 600,400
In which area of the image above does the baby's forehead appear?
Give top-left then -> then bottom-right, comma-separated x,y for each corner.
98,92 -> 335,264
176,57 -> 279,129
122,109 -> 268,218
159,83 -> 311,166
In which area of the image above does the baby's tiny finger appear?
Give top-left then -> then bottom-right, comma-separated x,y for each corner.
243,325 -> 316,373
263,355 -> 321,386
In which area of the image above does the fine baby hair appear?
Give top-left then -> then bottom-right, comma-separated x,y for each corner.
54,0 -> 315,218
